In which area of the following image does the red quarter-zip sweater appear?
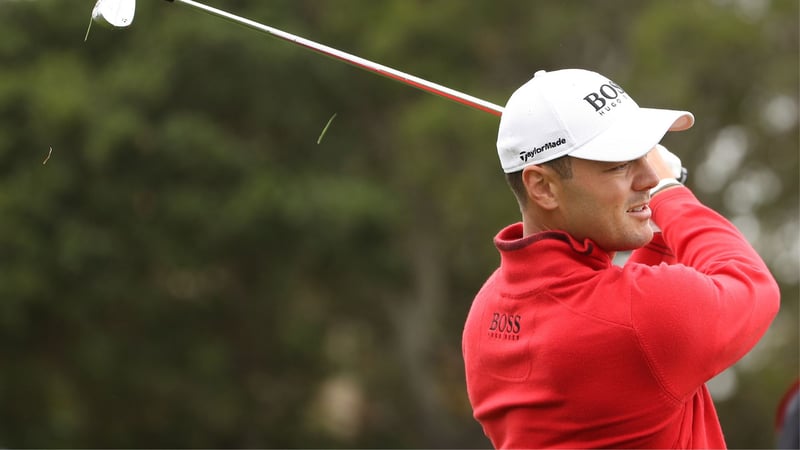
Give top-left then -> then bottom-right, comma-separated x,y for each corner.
462,187 -> 780,449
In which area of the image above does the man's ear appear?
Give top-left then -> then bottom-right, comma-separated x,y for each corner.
522,165 -> 559,210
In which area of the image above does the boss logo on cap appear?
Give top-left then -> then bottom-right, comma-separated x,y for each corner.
518,137 -> 567,162
583,81 -> 629,116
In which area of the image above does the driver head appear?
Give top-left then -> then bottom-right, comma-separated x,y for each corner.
91,0 -> 136,28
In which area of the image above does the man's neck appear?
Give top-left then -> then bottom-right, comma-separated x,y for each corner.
522,217 -> 616,260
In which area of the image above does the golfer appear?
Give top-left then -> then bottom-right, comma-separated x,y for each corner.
462,69 -> 780,449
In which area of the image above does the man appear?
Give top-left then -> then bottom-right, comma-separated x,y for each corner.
776,379 -> 799,449
462,69 -> 780,449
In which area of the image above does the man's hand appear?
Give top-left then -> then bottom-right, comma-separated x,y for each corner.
647,145 -> 685,200
648,144 -> 683,180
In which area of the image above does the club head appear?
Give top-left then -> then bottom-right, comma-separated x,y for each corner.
91,0 -> 136,28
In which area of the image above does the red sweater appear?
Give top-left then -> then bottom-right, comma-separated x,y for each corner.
462,187 -> 780,449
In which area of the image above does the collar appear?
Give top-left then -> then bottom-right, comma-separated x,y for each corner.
493,223 -> 612,287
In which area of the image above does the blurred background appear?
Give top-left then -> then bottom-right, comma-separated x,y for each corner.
0,0 -> 797,447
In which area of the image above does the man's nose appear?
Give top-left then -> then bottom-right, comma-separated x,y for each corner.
635,156 -> 660,192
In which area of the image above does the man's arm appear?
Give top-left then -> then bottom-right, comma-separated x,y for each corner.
627,147 -> 779,399
630,187 -> 780,400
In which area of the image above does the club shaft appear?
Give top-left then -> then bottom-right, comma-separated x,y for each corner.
164,0 -> 504,116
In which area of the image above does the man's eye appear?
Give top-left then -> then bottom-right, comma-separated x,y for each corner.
610,162 -> 631,171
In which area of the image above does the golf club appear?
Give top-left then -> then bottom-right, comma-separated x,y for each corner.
87,0 -> 690,183
92,0 -> 136,28
88,0 -> 504,116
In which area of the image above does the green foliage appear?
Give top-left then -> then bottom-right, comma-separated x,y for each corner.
0,0 -> 796,447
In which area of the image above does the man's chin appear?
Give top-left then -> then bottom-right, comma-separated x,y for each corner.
612,229 -> 655,252
632,229 -> 655,250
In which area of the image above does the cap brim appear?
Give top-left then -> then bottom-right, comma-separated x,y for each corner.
568,108 -> 694,162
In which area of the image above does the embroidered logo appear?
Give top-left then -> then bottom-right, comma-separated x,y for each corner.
518,137 -> 567,163
488,312 -> 522,341
583,81 -> 629,116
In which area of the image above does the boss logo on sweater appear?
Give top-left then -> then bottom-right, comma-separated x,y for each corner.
488,312 -> 521,341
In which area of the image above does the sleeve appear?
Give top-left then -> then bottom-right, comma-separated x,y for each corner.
627,187 -> 780,401
627,232 -> 677,266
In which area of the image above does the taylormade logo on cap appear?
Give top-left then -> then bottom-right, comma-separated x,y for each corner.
497,69 -> 695,173
518,138 -> 567,163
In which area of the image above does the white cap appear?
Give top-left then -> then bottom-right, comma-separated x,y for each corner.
497,69 -> 694,173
